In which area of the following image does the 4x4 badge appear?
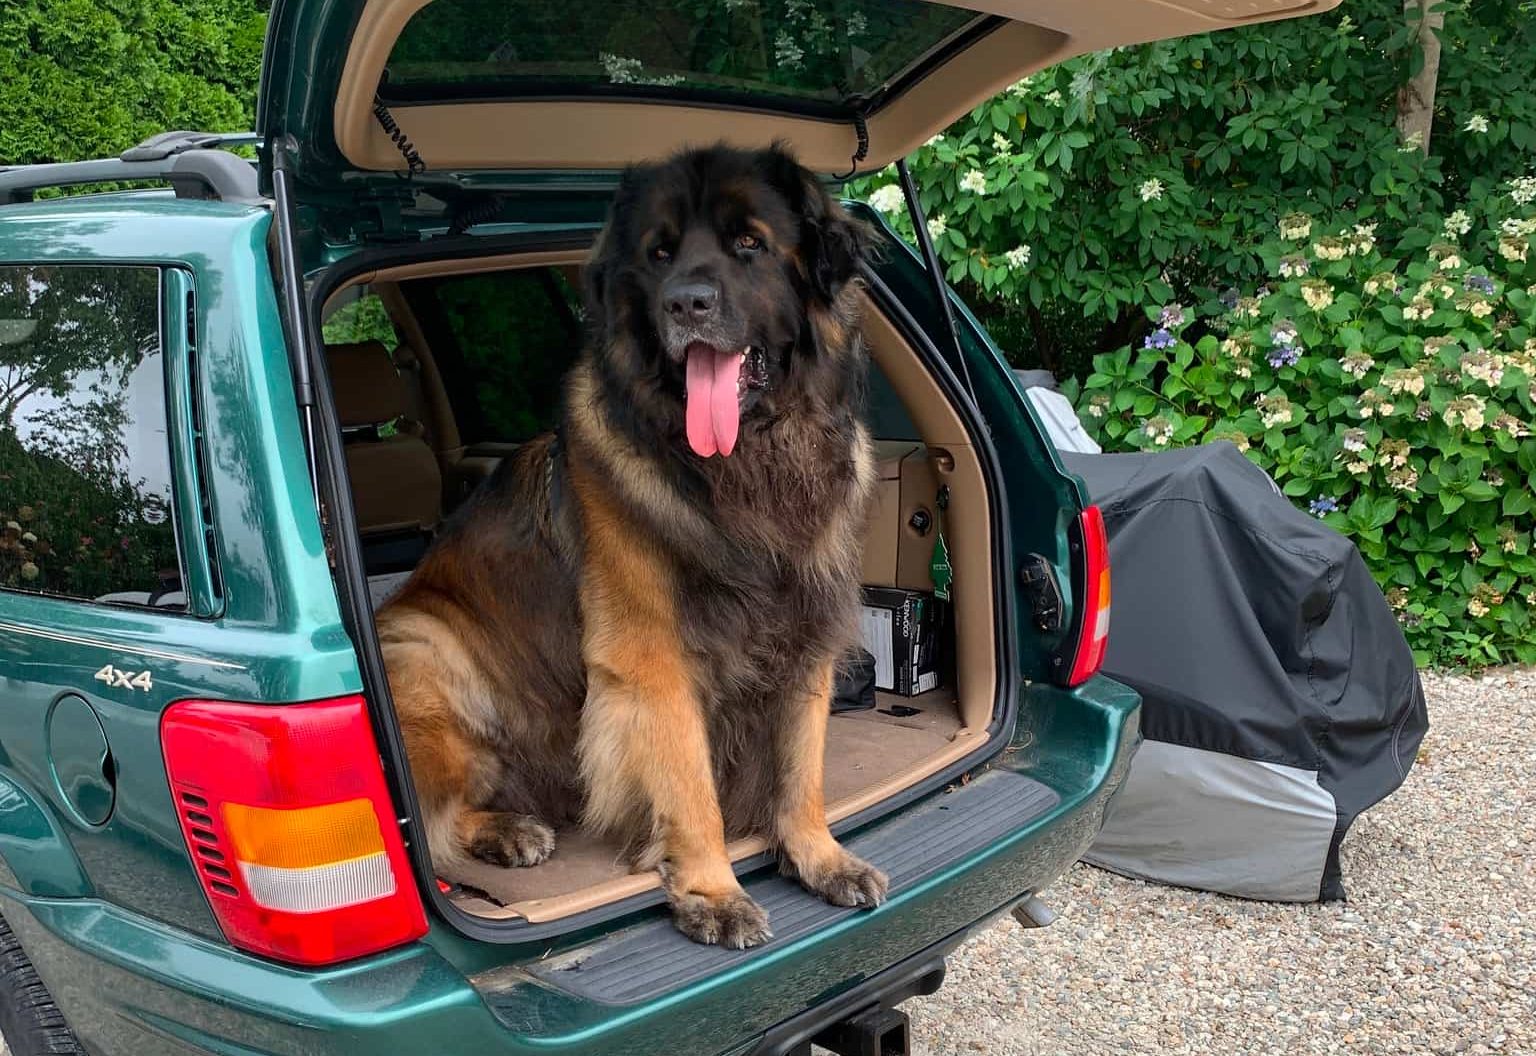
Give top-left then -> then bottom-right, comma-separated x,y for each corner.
94,664 -> 153,693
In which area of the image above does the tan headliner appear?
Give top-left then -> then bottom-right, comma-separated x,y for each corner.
337,0 -> 1341,174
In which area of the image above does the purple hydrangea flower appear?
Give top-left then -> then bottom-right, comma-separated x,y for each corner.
1143,328 -> 1176,350
1219,287 -> 1240,310
1308,497 -> 1338,518
1158,303 -> 1187,329
1464,274 -> 1496,295
1268,345 -> 1302,368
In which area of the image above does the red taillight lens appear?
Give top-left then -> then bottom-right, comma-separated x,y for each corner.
161,695 -> 427,966
1065,505 -> 1111,687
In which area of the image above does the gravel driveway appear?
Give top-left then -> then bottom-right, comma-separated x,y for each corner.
904,668 -> 1535,1056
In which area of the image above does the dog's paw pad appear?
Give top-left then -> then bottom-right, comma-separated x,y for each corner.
469,814 -> 556,868
672,890 -> 772,949
799,851 -> 888,909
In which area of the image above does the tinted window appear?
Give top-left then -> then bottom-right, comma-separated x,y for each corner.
383,0 -> 981,111
416,269 -> 583,444
0,265 -> 182,608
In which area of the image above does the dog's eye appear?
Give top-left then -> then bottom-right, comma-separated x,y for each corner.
735,233 -> 764,252
651,245 -> 673,264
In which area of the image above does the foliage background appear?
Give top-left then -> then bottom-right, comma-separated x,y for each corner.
0,0 -> 267,166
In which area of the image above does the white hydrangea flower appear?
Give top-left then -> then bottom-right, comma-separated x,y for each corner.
1444,210 -> 1473,239
1509,175 -> 1536,206
927,214 -> 948,239
1143,416 -> 1174,446
1256,394 -> 1295,429
1313,238 -> 1348,261
1003,245 -> 1031,269
866,184 -> 905,215
1501,216 -> 1536,237
992,133 -> 1012,155
1499,236 -> 1530,262
1339,351 -> 1374,379
1301,281 -> 1334,311
925,134 -> 945,148
1351,223 -> 1378,255
960,169 -> 988,195
1278,213 -> 1313,241
1438,252 -> 1463,271
1138,178 -> 1165,203
1443,394 -> 1488,431
1402,299 -> 1434,322
1044,89 -> 1063,105
1465,114 -> 1491,134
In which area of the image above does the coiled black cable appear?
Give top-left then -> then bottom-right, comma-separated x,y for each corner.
834,110 -> 870,181
447,197 -> 503,236
372,95 -> 426,176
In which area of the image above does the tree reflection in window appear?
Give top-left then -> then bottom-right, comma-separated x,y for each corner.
0,265 -> 183,608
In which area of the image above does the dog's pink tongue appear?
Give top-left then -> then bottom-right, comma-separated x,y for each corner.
684,346 -> 745,457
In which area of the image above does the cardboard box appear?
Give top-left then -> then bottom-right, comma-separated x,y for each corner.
858,586 -> 946,696
860,442 -> 942,590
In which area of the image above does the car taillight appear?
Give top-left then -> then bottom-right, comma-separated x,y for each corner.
1065,504 -> 1111,687
161,695 -> 427,966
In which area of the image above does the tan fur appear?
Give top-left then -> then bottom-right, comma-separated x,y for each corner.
569,455 -> 743,902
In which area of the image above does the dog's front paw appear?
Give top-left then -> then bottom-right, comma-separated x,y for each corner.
793,849 -> 887,909
467,813 -> 556,867
671,889 -> 772,948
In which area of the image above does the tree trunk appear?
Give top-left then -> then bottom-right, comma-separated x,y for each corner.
1395,0 -> 1445,155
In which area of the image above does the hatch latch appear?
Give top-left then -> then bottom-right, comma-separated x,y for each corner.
1018,553 -> 1064,634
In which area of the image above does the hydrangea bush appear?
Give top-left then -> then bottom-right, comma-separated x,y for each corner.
1064,180 -> 1536,668
848,3 -> 1536,383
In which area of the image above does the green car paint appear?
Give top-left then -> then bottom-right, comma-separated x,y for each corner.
0,181 -> 1138,1054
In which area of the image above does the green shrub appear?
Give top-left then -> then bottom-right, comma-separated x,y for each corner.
0,0 -> 268,166
1063,179 -> 1536,668
850,2 -> 1536,380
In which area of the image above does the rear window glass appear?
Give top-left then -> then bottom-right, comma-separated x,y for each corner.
381,0 -> 983,112
411,268 -> 584,444
0,264 -> 184,608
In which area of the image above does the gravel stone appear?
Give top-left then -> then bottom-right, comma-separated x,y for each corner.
903,668 -> 1536,1056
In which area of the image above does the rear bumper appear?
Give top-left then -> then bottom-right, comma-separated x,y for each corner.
2,677 -> 1137,1056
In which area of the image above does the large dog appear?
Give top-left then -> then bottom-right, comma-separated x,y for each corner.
377,144 -> 885,948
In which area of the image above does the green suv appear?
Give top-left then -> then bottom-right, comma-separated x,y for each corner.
0,0 -> 1333,1052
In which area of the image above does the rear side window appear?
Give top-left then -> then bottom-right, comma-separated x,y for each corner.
322,287 -> 400,351
0,264 -> 183,608
411,269 -> 583,444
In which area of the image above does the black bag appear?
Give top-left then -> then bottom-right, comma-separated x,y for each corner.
831,648 -> 878,713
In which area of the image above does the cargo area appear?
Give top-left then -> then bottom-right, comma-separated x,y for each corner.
322,249 -> 1000,924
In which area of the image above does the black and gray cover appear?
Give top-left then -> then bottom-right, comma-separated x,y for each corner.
1063,443 -> 1428,901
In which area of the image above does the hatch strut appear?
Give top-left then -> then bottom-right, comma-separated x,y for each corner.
896,158 -> 980,410
269,134 -> 320,503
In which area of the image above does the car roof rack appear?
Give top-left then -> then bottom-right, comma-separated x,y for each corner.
0,131 -> 263,206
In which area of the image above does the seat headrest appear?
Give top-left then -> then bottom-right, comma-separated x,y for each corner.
325,341 -> 411,427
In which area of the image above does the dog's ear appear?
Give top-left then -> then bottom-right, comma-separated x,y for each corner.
585,165 -> 648,340
802,193 -> 871,303
772,148 -> 870,303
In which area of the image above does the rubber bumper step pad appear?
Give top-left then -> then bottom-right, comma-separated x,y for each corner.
527,769 -> 1059,1005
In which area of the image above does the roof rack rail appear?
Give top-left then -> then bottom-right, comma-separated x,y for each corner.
0,131 -> 263,207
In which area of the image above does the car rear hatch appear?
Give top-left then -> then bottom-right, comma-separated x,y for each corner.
251,0 -> 1335,1003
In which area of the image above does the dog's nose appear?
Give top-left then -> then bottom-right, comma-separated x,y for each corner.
664,281 -> 719,323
